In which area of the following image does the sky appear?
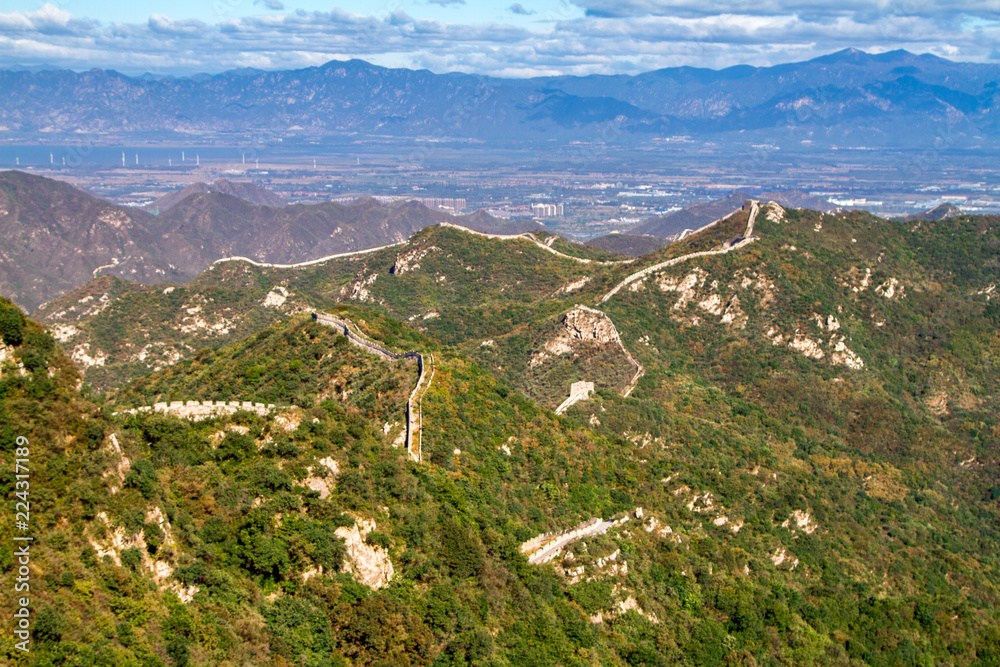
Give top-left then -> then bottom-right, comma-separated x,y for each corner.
0,0 -> 998,77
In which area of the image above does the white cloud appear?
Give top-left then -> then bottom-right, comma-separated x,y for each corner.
0,3 -> 95,36
509,4 -> 536,15
147,15 -> 208,38
0,1 -> 997,76
570,0 -> 1000,20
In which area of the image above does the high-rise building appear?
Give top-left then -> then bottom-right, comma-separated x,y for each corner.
531,203 -> 563,217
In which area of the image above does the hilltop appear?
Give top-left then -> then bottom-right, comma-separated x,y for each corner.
902,202 -> 965,222
149,179 -> 286,212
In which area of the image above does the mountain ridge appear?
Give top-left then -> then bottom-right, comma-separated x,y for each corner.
0,171 -> 539,311
3,49 -> 999,146
7,198 -> 1000,664
149,178 -> 286,212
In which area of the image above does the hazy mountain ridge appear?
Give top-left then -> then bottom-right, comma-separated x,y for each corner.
632,191 -> 751,238
585,234 -> 669,258
0,172 -> 534,311
150,178 -> 286,212
902,202 -> 965,221
3,49 -> 1000,145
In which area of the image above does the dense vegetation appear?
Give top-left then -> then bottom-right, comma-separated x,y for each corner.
6,205 -> 1000,664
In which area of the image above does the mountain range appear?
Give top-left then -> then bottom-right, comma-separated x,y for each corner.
0,171 -> 541,311
2,49 -> 999,146
7,195 -> 1000,665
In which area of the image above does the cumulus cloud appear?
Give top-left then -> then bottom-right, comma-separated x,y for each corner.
0,1 -> 997,77
255,0 -> 285,9
0,3 -> 96,36
428,0 -> 466,5
569,0 -> 1000,20
148,15 -> 208,38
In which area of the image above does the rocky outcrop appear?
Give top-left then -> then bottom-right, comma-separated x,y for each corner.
531,305 -> 644,399
336,518 -> 394,589
563,306 -> 619,344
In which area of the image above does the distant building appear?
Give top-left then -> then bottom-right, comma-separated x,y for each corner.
421,197 -> 467,211
531,203 -> 563,217
327,195 -> 466,211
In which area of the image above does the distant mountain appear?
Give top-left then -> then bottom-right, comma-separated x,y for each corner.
632,191 -> 751,238
630,190 -> 837,240
150,179 -> 285,212
0,171 -> 533,311
585,233 -> 668,257
0,170 -> 179,312
149,192 -> 541,278
2,49 -> 1000,146
903,202 -> 965,221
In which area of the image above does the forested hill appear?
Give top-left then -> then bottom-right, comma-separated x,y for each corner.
3,202 -> 1000,664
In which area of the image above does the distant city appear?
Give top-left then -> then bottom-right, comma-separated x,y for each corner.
2,141 -> 996,239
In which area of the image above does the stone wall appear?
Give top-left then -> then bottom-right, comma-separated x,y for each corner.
119,400 -> 278,420
313,312 -> 430,463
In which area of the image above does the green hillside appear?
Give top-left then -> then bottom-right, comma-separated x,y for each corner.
6,204 -> 1000,664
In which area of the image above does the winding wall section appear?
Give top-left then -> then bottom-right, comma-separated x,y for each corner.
313,312 -> 431,463
572,305 -> 644,398
437,222 -> 635,266
211,242 -> 403,270
598,200 -> 759,305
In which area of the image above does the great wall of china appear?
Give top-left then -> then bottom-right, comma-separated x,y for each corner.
118,400 -> 279,419
571,305 -> 645,399
119,314 -> 433,463
114,205 -> 762,458
312,312 -> 432,463
599,200 -> 760,304
520,514 -> 634,565
436,222 -> 635,266
210,242 -> 404,270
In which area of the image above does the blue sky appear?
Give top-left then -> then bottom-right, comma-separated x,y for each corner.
0,1 -> 998,76
0,0 -> 574,27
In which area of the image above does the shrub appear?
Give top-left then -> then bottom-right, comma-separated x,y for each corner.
0,302 -> 24,346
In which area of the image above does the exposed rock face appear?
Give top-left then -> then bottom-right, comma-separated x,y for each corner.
301,457 -> 340,500
391,245 -> 439,274
335,518 -> 395,589
562,306 -> 619,344
782,509 -> 818,534
530,306 -> 621,368
88,510 -> 198,602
